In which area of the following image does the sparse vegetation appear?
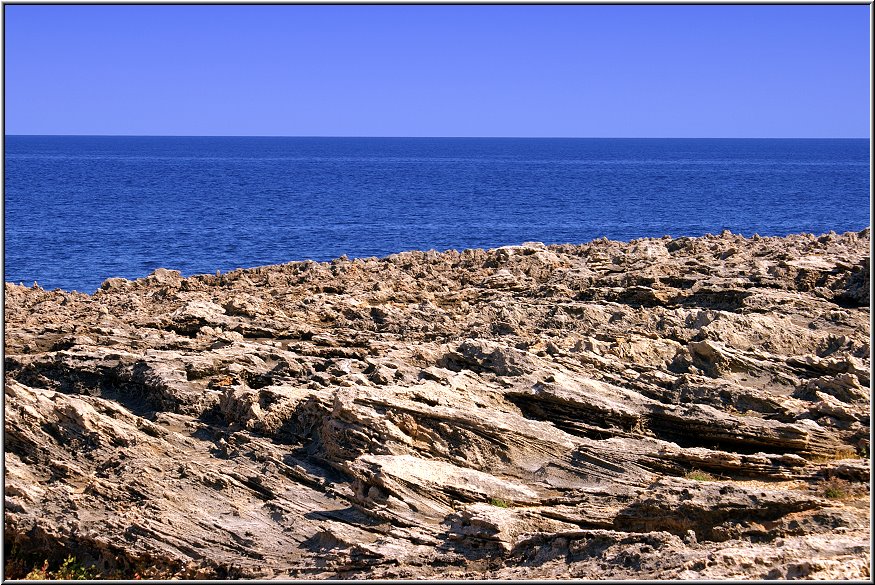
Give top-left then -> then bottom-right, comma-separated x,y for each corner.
7,556 -> 101,580
24,560 -> 50,580
833,447 -> 860,460
822,477 -> 855,500
809,447 -> 863,463
684,469 -> 716,482
54,555 -> 101,580
489,497 -> 510,508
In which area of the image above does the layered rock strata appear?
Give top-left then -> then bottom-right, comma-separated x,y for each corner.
4,229 -> 871,579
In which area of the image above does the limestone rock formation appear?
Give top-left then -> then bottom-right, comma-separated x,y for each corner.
4,229 -> 871,579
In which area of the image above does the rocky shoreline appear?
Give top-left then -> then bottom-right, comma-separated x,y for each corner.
4,230 -> 871,579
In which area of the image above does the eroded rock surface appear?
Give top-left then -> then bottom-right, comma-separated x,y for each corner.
4,230 -> 871,579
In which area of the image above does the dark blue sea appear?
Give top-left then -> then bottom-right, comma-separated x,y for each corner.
4,136 -> 870,293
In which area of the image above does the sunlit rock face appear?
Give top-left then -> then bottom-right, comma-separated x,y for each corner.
4,229 -> 870,579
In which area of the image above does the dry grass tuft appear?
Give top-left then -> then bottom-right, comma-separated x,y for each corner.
684,469 -> 717,482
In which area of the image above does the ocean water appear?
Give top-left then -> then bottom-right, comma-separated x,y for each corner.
4,136 -> 870,293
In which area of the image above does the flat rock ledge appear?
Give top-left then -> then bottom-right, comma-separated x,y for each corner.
4,229 -> 871,579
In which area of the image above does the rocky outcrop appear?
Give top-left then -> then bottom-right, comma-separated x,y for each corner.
4,229 -> 870,579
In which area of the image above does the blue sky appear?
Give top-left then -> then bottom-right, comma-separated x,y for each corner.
3,4 -> 870,137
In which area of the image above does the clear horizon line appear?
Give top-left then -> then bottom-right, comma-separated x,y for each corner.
5,134 -> 870,140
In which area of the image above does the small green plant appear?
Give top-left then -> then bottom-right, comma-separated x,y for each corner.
684,469 -> 716,482
20,556 -> 99,580
55,555 -> 100,580
822,477 -> 853,500
489,497 -> 510,508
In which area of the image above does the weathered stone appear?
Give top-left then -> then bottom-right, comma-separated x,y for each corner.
3,230 -> 870,579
